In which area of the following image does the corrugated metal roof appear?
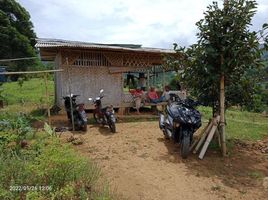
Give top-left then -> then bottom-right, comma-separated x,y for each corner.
36,38 -> 175,54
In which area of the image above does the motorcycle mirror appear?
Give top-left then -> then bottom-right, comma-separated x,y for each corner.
88,98 -> 92,101
100,89 -> 104,93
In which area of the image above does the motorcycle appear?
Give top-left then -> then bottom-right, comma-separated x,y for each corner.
63,94 -> 87,131
158,94 -> 201,159
88,89 -> 116,133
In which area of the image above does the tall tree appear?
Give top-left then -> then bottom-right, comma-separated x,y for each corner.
171,0 -> 263,111
168,0 -> 264,155
0,0 -> 37,74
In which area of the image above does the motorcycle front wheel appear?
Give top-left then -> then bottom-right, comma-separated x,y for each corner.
93,113 -> 103,124
109,122 -> 116,133
82,124 -> 87,132
180,131 -> 190,159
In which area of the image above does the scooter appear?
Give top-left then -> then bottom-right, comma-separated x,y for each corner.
63,94 -> 87,131
88,89 -> 116,133
158,94 -> 201,159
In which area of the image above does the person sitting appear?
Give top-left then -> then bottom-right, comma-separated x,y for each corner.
161,85 -> 171,102
129,87 -> 144,114
147,87 -> 164,103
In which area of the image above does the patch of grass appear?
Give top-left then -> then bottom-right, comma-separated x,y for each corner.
208,140 -> 221,151
198,106 -> 268,141
247,171 -> 265,179
2,78 -> 54,105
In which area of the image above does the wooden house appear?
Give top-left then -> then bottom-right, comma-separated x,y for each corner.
36,38 -> 178,109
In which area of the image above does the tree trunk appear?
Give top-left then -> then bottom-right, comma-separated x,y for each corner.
219,74 -> 226,156
219,0 -> 228,157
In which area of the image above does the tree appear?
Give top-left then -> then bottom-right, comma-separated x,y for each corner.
167,0 -> 265,155
170,0 -> 263,112
0,0 -> 37,75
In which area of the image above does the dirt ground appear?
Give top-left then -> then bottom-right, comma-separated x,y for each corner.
52,115 -> 268,200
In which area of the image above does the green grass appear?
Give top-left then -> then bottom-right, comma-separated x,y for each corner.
198,106 -> 268,141
1,78 -> 54,105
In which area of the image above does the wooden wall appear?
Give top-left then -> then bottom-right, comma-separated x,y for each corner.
54,49 -> 164,109
56,66 -> 122,108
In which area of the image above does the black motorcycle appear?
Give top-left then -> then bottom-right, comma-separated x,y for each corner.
159,94 -> 201,159
88,89 -> 116,133
63,94 -> 87,131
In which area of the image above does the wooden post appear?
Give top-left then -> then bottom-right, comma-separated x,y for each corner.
44,73 -> 51,125
147,70 -> 150,90
163,70 -> 166,87
153,66 -> 156,86
66,58 -> 75,131
162,69 -> 164,88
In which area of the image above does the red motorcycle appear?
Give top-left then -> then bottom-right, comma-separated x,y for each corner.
88,89 -> 116,133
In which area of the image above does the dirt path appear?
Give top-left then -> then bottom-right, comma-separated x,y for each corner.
60,121 -> 267,200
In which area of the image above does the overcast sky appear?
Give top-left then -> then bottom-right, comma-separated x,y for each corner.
18,0 -> 268,48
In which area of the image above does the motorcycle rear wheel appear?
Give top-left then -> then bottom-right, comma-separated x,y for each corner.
180,132 -> 190,159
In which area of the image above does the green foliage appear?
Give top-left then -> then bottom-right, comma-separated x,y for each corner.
0,113 -> 114,200
43,122 -> 56,137
28,139 -> 101,198
169,0 -> 265,114
0,113 -> 33,147
0,0 -> 38,75
0,135 -> 112,199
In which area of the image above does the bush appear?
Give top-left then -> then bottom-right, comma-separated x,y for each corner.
0,113 -> 114,200
28,140 -> 101,197
0,113 -> 33,149
0,136 -> 113,200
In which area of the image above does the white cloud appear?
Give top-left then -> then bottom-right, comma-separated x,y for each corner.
18,0 -> 268,48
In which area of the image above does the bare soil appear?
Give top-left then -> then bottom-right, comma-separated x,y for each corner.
52,116 -> 268,200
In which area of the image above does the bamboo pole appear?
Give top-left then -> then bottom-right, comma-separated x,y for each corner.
147,70 -> 150,90
44,73 -> 51,125
193,119 -> 213,154
162,69 -> 164,88
199,115 -> 220,159
190,119 -> 211,152
66,58 -> 75,131
163,68 -> 166,86
0,69 -> 63,75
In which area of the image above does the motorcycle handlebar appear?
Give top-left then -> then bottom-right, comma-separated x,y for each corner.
63,94 -> 80,99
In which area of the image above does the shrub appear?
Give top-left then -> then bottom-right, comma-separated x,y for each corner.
0,137 -> 112,200
0,114 -> 114,200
